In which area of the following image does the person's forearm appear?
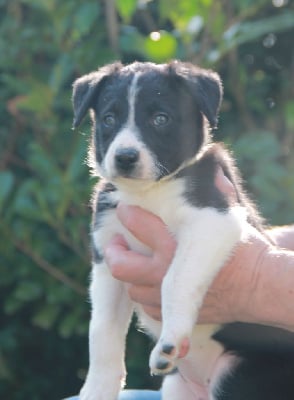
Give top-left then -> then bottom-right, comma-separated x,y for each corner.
247,224 -> 294,331
233,225 -> 294,331
256,224 -> 294,332
245,246 -> 294,332
107,205 -> 294,331
201,226 -> 294,331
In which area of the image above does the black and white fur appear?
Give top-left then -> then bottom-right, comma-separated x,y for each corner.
72,61 -> 294,400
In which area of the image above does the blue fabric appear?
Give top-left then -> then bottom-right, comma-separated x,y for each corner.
64,390 -> 161,400
119,390 -> 161,399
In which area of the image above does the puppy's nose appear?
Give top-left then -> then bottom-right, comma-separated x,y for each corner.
115,148 -> 139,174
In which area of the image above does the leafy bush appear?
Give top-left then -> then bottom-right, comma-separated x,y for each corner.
0,0 -> 293,398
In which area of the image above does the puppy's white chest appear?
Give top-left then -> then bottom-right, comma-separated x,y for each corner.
116,178 -> 191,233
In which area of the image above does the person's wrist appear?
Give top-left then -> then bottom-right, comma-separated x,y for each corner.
231,238 -> 269,325
230,231 -> 294,332
250,246 -> 294,331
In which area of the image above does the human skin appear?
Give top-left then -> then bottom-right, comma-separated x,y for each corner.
104,170 -> 294,332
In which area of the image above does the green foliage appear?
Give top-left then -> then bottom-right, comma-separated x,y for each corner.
0,0 -> 293,398
233,131 -> 294,223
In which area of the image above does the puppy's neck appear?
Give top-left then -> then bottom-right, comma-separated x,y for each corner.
160,143 -> 213,183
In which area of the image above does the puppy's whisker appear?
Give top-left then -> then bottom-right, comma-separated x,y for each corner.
156,161 -> 170,177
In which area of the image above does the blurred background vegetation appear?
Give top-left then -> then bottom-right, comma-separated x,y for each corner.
0,0 -> 293,398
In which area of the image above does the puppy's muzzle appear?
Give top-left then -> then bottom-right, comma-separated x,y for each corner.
115,147 -> 139,176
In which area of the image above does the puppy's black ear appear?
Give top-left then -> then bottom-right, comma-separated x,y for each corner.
72,62 -> 123,129
170,61 -> 223,128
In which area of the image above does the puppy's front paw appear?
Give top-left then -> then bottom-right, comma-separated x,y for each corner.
149,337 -> 190,375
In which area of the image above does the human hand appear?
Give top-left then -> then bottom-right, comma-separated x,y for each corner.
105,168 -> 294,328
104,168 -> 235,323
104,167 -> 261,323
105,202 -> 270,324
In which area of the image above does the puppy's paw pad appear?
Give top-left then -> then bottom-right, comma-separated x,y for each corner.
150,336 -> 191,375
149,342 -> 177,375
156,359 -> 171,371
151,356 -> 175,375
161,343 -> 176,356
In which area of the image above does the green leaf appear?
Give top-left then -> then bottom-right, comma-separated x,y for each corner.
233,131 -> 281,162
0,171 -> 14,211
50,53 -> 74,92
144,31 -> 177,62
73,3 -> 100,36
13,180 -> 41,219
285,101 -> 294,130
28,142 -> 59,179
115,0 -> 137,22
65,134 -> 88,182
20,0 -> 54,12
159,0 -> 196,27
32,305 -> 59,330
160,0 -> 212,29
214,11 -> 294,61
120,26 -> 146,54
17,80 -> 54,117
14,281 -> 42,302
59,312 -> 80,338
4,297 -> 23,315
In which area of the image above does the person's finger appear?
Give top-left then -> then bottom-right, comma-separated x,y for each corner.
117,203 -> 176,254
141,305 -> 162,321
105,236 -> 163,286
127,284 -> 161,308
107,233 -> 129,248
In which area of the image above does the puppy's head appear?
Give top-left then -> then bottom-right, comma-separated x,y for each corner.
72,61 -> 222,184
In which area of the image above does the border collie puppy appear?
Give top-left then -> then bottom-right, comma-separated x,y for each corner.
72,61 -> 294,400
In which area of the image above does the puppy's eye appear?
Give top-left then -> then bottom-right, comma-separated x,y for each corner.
103,113 -> 116,128
152,113 -> 169,127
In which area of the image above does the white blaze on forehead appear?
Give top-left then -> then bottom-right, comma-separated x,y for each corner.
127,73 -> 140,130
101,72 -> 157,181
112,72 -> 141,144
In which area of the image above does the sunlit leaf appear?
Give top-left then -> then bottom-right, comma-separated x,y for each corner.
144,31 -> 177,62
115,0 -> 137,22
159,0 -> 212,29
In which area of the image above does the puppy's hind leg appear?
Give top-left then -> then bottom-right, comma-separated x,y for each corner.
80,262 -> 133,400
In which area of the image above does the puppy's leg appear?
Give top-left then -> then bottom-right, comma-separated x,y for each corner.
150,206 -> 246,375
80,262 -> 133,400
